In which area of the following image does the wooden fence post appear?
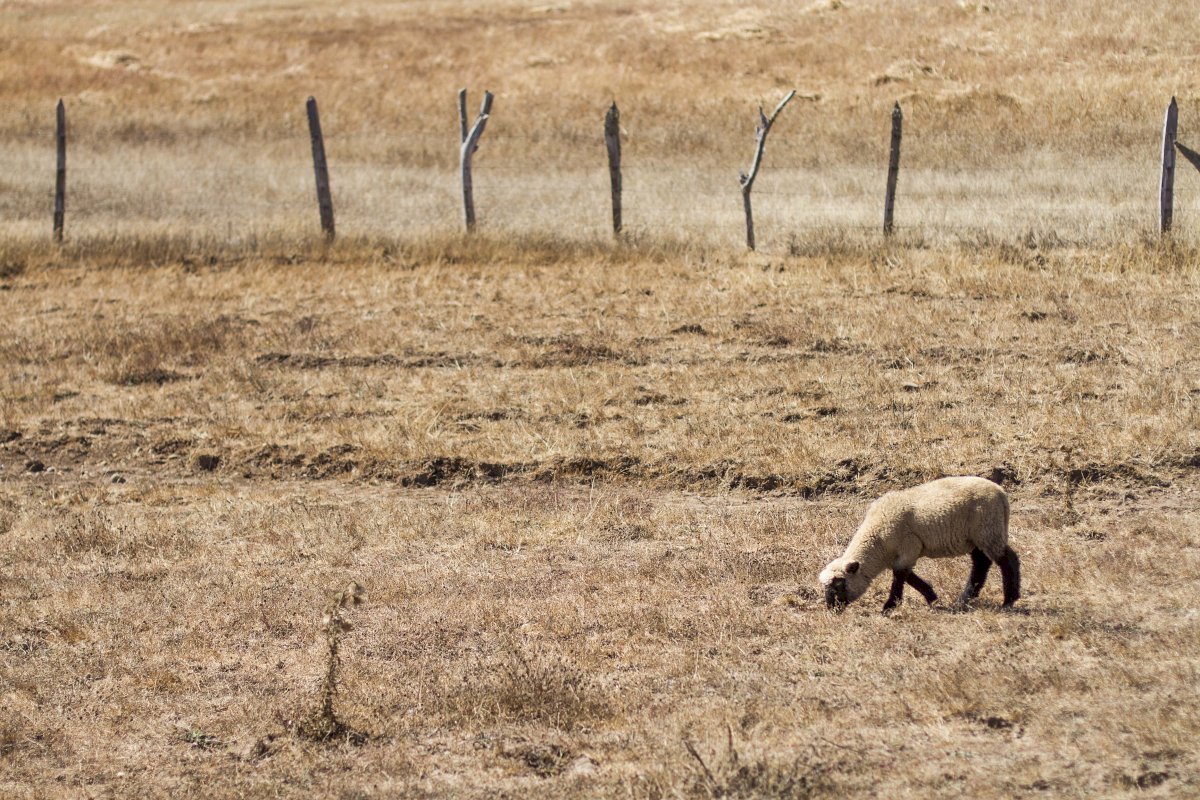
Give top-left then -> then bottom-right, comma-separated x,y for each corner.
604,102 -> 622,236
1160,96 -> 1178,235
306,96 -> 335,241
738,90 -> 796,251
54,99 -> 66,243
883,102 -> 902,236
459,89 -> 493,232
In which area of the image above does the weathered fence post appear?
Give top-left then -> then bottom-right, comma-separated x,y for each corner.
54,99 -> 66,243
1160,96 -> 1178,235
883,102 -> 902,236
459,89 -> 494,232
306,96 -> 335,241
604,102 -> 622,236
738,90 -> 796,251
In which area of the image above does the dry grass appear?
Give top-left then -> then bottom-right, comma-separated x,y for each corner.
2,248 -> 1200,797
3,2 -> 1200,798
4,1 -> 1200,246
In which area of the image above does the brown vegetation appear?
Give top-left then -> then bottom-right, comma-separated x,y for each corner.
3,0 -> 1200,245
3,2 -> 1200,798
3,246 -> 1200,797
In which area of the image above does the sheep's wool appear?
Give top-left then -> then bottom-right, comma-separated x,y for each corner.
820,476 -> 1013,608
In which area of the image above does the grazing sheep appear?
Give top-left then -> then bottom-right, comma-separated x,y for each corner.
819,476 -> 1020,613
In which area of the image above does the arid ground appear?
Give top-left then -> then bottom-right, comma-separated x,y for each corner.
3,2 -> 1200,799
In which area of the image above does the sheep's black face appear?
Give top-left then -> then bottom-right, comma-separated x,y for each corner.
825,577 -> 848,611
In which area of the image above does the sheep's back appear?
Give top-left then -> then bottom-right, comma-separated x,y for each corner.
900,477 -> 1008,559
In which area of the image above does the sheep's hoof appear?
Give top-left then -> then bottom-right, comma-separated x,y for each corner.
949,600 -> 972,614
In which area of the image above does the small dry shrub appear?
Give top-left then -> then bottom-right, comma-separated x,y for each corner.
0,709 -> 55,760
54,509 -> 127,556
294,581 -> 369,744
682,728 -> 834,800
482,640 -> 612,730
51,508 -> 189,558
597,494 -> 656,542
94,315 -> 237,386
0,498 -> 17,536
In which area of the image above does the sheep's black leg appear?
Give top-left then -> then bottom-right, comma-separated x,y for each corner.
997,547 -> 1021,606
955,548 -> 992,608
882,569 -> 908,613
905,572 -> 938,605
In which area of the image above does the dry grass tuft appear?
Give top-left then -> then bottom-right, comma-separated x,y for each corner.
683,727 -> 833,799
489,641 -> 613,730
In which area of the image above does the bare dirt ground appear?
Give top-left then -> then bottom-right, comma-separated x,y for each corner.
3,249 -> 1200,798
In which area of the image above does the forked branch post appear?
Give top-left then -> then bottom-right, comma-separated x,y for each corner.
1177,139 -> 1200,174
460,89 -> 494,232
739,90 -> 796,250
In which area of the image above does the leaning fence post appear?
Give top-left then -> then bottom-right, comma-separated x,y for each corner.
1160,96 -> 1178,235
54,99 -> 66,243
306,96 -> 335,241
459,89 -> 493,232
883,102 -> 902,236
604,102 -> 622,236
738,90 -> 796,250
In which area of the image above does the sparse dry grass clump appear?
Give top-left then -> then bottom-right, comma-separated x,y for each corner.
3,2 -> 1200,798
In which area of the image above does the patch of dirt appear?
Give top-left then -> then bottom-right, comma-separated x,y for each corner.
809,337 -> 858,355
499,740 -> 575,778
1120,770 -> 1171,790
669,324 -> 709,335
194,454 -> 220,472
780,406 -> 839,422
533,455 -> 641,482
631,392 -> 687,407
151,438 -> 196,456
399,456 -> 534,487
255,352 -> 490,369
1066,462 -> 1168,488
1061,345 -> 1128,365
456,408 -> 524,423
965,712 -> 1015,731
519,335 -> 639,368
118,368 -> 187,386
244,443 -> 373,480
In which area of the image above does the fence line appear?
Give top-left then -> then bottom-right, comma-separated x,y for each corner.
25,93 -> 1200,250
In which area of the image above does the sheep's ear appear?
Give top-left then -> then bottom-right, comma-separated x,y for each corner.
845,561 -> 860,575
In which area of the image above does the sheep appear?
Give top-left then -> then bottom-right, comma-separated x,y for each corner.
819,476 -> 1020,613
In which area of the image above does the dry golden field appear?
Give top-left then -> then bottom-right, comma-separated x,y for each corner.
3,2 -> 1200,799
3,0 -> 1200,244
